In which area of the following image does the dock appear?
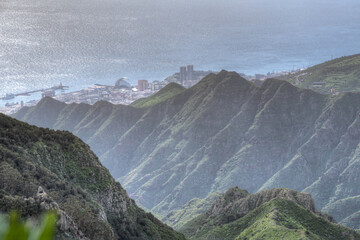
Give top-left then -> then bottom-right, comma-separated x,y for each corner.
1,83 -> 69,100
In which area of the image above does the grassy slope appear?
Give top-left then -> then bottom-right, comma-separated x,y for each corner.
181,199 -> 360,240
162,191 -> 222,230
131,83 -> 186,108
281,54 -> 360,94
0,113 -> 185,240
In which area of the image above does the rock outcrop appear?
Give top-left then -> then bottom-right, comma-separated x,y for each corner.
34,186 -> 86,239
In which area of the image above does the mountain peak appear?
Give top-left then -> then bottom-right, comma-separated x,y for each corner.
208,188 -> 317,224
38,96 -> 66,107
191,70 -> 252,95
159,82 -> 185,93
180,188 -> 359,240
222,186 -> 250,202
131,82 -> 185,108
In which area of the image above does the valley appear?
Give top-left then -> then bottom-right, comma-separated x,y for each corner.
13,68 -> 360,232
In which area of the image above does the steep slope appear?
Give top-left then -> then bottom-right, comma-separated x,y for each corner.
13,70 -> 360,230
162,191 -> 222,230
322,196 -> 360,229
131,83 -> 186,108
0,114 -> 185,240
180,187 -> 360,240
280,54 -> 360,94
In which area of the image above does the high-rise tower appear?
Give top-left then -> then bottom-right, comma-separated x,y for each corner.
138,80 -> 149,91
187,65 -> 194,80
180,66 -> 187,85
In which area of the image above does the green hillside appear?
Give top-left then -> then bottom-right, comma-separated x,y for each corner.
281,54 -> 360,94
131,83 -> 186,108
13,70 -> 360,231
180,188 -> 360,240
162,191 -> 222,230
0,113 -> 185,240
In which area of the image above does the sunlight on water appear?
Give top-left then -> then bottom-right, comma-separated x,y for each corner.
1,0 -> 360,98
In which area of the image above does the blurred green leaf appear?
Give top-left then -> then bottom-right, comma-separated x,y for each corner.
30,212 -> 57,240
0,215 -> 8,240
0,212 -> 56,240
3,213 -> 29,240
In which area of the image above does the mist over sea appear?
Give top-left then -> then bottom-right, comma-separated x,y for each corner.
1,0 -> 360,98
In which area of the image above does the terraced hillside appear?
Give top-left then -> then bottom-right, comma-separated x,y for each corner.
0,114 -> 185,240
14,70 -> 360,230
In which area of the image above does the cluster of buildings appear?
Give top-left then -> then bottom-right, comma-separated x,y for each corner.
53,77 -> 167,105
136,65 -> 203,92
137,80 -> 168,92
178,65 -> 206,87
54,85 -> 133,105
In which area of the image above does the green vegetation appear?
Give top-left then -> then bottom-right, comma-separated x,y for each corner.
162,192 -> 222,230
0,212 -> 56,240
205,199 -> 358,240
180,188 -> 360,240
13,69 -> 360,232
280,54 -> 360,94
131,82 -> 186,108
0,113 -> 185,240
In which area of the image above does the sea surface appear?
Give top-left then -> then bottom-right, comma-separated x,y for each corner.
1,0 -> 360,105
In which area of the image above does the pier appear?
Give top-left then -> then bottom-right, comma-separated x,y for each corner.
1,83 -> 69,100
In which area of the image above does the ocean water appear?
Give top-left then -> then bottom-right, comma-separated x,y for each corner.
1,0 -> 360,102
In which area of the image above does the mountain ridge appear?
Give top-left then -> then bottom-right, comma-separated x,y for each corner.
13,70 -> 360,230
131,82 -> 186,108
180,187 -> 360,240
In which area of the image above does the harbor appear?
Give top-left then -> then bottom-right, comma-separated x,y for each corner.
1,83 -> 69,100
0,83 -> 69,115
